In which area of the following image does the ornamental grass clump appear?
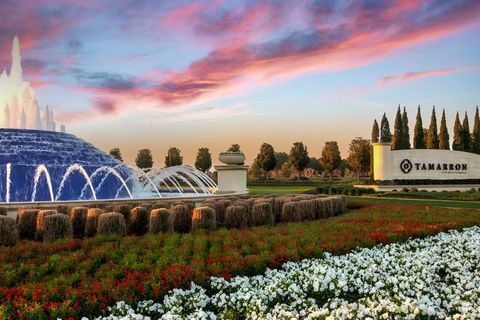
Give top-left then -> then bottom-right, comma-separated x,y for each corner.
97,212 -> 126,236
224,205 -> 248,229
114,205 -> 132,224
273,197 -> 290,222
17,208 -> 39,240
251,202 -> 274,226
332,196 -> 347,214
152,201 -> 170,209
0,216 -> 18,246
171,205 -> 192,233
149,208 -> 174,234
128,206 -> 149,236
85,208 -> 104,237
69,207 -> 88,239
214,200 -> 231,227
233,201 -> 252,226
35,210 -> 57,241
297,200 -> 316,221
281,202 -> 302,223
191,207 -> 217,232
312,198 -> 328,219
43,214 -> 73,242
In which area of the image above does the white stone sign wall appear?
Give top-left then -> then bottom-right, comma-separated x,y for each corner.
373,143 -> 480,181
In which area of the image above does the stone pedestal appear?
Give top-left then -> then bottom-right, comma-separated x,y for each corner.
215,165 -> 248,194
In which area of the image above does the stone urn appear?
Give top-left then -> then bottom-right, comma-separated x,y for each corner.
218,152 -> 246,165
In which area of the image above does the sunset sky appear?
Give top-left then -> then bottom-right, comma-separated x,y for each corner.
1,0 -> 479,166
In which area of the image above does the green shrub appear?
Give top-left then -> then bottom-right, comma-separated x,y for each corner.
0,216 -> 18,246
191,207 -> 217,232
85,208 -> 104,237
114,205 -> 132,224
251,202 -> 274,226
149,208 -> 174,234
128,206 -> 149,236
224,205 -> 248,229
35,210 -> 57,241
329,187 -> 337,195
171,205 -> 192,233
69,207 -> 88,239
97,212 -> 126,236
43,214 -> 73,242
17,208 -> 39,240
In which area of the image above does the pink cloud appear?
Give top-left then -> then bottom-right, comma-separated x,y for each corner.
380,66 -> 480,85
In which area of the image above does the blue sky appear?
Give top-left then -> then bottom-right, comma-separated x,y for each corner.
0,0 -> 479,165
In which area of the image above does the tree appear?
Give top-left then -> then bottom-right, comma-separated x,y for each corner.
227,144 -> 241,152
413,106 -> 426,149
248,159 -> 263,179
109,148 -> 123,162
392,106 -> 403,150
320,141 -> 341,181
426,106 -> 439,149
473,106 -> 480,154
452,112 -> 463,151
135,149 -> 153,170
347,137 -> 371,179
380,113 -> 392,143
402,107 -> 410,149
371,119 -> 379,143
306,157 -> 322,173
274,152 -> 289,170
256,143 -> 276,180
288,142 -> 309,180
165,147 -> 183,167
462,111 -> 472,152
195,147 -> 212,172
438,109 -> 450,150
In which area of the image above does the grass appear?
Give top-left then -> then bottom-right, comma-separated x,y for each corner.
373,190 -> 480,201
350,196 -> 480,209
0,201 -> 479,319
248,185 -> 318,195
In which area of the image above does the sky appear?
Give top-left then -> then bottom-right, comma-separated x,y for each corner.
0,0 -> 479,166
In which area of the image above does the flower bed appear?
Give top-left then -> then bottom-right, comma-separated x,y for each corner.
102,226 -> 480,319
0,202 -> 478,318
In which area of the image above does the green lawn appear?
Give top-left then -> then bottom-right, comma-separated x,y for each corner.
248,185 -> 317,195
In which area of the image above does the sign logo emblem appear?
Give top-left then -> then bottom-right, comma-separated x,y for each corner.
400,159 -> 413,174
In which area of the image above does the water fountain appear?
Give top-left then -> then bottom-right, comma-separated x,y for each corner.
0,128 -> 217,203
0,36 -> 218,203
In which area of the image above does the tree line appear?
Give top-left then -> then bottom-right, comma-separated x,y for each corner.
374,105 -> 480,154
107,138 -> 372,181
108,147 -> 213,172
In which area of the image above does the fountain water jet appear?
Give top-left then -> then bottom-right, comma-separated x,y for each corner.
31,164 -> 54,202
79,166 -> 133,199
55,164 -> 97,201
5,163 -> 11,203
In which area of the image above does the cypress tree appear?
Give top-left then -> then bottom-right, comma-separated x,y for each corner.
413,106 -> 426,149
380,113 -> 392,143
462,111 -> 472,152
472,106 -> 480,154
438,109 -> 450,150
402,107 -> 410,149
426,106 -> 439,149
371,119 -> 379,143
452,112 -> 463,151
392,106 -> 403,150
